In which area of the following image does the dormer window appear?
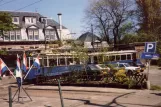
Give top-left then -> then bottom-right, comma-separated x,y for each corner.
12,17 -> 19,24
25,17 -> 36,24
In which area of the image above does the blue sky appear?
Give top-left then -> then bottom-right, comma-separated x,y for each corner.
0,0 -> 89,39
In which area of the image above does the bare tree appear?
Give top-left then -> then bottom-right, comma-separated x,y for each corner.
84,0 -> 134,46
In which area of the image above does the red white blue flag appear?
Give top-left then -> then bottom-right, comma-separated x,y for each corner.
33,55 -> 40,69
0,58 -> 7,75
22,52 -> 27,72
16,54 -> 21,71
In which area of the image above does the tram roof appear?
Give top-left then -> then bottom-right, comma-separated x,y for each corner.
41,50 -> 136,56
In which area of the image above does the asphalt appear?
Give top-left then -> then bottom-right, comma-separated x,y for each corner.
1,77 -> 161,107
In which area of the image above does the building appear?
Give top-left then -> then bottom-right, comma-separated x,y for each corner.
0,11 -> 72,54
77,32 -> 109,49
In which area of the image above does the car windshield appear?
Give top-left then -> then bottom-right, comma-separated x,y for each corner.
98,64 -> 106,68
124,63 -> 130,67
88,65 -> 100,70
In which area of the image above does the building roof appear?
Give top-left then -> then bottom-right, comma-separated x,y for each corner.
0,10 -> 67,29
77,32 -> 101,42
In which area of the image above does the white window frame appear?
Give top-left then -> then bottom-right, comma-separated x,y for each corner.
4,31 -> 9,41
25,17 -> 36,24
50,30 -> 55,40
12,17 -> 19,24
10,31 -> 15,41
16,30 -> 21,41
28,29 -> 39,41
34,30 -> 39,40
45,30 -> 55,40
28,30 -> 34,40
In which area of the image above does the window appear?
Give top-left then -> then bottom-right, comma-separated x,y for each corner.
25,17 -> 36,24
28,29 -> 39,41
10,31 -> 15,41
50,30 -> 55,40
4,31 -> 9,41
12,17 -> 19,24
34,30 -> 39,40
119,64 -> 124,67
28,30 -> 33,40
16,30 -> 21,40
127,55 -> 131,60
14,17 -> 18,22
45,30 -> 55,40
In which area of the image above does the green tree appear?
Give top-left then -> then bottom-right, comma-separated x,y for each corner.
85,0 -> 134,45
136,0 -> 161,40
0,12 -> 14,36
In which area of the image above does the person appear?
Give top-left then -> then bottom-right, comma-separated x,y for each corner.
14,68 -> 22,88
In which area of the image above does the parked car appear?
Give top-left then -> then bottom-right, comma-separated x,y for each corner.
129,59 -> 146,72
116,63 -> 141,75
95,64 -> 110,75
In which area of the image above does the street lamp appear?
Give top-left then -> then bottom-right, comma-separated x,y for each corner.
91,24 -> 94,51
43,18 -> 47,50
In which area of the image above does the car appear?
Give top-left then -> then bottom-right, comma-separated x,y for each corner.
128,59 -> 146,72
95,64 -> 110,75
116,63 -> 141,75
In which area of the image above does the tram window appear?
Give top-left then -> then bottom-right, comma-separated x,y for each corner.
44,59 -> 47,66
116,55 -> 120,60
127,55 -> 131,60
112,56 -> 115,61
121,55 -> 126,60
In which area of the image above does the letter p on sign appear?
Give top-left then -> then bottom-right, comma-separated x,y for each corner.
145,42 -> 156,53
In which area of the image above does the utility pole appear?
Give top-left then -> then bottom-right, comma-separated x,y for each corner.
91,24 -> 94,51
43,18 -> 47,50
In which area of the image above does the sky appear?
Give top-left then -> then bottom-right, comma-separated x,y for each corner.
0,0 -> 89,39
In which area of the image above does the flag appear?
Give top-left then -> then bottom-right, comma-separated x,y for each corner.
16,54 -> 21,71
33,55 -> 40,69
0,58 -> 8,75
22,52 -> 27,72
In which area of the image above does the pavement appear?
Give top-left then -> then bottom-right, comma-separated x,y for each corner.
0,66 -> 161,107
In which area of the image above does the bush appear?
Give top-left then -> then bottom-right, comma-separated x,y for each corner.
114,69 -> 128,84
151,85 -> 161,91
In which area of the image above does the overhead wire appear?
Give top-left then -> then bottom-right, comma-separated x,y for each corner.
0,0 -> 18,7
14,0 -> 43,11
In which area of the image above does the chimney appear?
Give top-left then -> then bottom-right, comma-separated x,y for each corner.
57,13 -> 62,39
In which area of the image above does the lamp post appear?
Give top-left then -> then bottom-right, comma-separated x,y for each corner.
91,24 -> 94,51
43,19 -> 47,50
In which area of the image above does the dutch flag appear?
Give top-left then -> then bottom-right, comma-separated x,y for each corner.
16,54 -> 21,71
22,52 -> 27,72
33,55 -> 40,69
0,58 -> 8,75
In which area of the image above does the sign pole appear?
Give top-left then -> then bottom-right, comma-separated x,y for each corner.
57,79 -> 64,107
146,59 -> 151,89
8,86 -> 12,107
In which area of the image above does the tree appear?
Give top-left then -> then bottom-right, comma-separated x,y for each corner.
85,0 -> 134,45
136,0 -> 161,40
0,12 -> 14,36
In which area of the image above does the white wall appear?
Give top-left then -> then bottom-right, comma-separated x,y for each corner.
57,29 -> 72,40
21,28 -> 28,40
39,29 -> 44,40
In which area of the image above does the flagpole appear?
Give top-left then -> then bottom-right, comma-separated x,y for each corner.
24,64 -> 33,80
1,59 -> 16,79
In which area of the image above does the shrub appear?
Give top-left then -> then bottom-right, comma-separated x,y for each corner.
151,85 -> 161,91
114,69 -> 128,84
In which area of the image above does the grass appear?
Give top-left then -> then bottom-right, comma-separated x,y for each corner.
151,85 -> 161,91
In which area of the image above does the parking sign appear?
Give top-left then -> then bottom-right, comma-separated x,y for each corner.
145,42 -> 156,53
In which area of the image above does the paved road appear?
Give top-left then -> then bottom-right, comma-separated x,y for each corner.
148,66 -> 161,86
0,87 -> 161,107
0,66 -> 161,107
